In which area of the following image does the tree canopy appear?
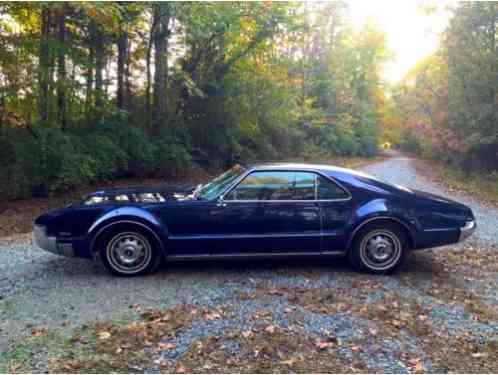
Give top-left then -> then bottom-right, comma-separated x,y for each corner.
0,2 -> 391,199
391,2 -> 497,171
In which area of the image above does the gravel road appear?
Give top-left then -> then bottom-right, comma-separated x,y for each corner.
1,152 -> 498,373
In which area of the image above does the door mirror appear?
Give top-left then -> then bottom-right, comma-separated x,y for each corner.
216,195 -> 226,207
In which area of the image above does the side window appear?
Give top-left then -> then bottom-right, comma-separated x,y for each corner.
225,171 -> 315,201
317,175 -> 349,200
292,172 -> 315,200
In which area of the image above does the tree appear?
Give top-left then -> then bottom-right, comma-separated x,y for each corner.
151,2 -> 171,135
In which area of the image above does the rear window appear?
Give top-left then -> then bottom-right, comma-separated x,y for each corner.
317,175 -> 349,200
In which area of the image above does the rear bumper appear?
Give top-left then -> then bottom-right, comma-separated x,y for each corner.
33,225 -> 75,257
459,220 -> 476,242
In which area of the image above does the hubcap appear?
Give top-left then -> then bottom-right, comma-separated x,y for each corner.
107,232 -> 152,273
360,230 -> 401,270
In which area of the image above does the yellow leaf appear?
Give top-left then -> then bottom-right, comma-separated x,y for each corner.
98,331 -> 111,340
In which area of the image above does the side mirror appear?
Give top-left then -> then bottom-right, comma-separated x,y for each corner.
216,196 -> 227,207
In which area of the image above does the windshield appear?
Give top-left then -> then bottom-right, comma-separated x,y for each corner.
196,164 -> 246,200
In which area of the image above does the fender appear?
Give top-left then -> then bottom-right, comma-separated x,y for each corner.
88,206 -> 168,256
346,199 -> 417,250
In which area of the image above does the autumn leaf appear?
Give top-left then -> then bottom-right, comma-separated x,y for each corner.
158,342 -> 177,350
280,358 -> 298,366
97,331 -> 111,340
9,363 -> 21,372
176,363 -> 188,373
264,325 -> 277,334
242,330 -> 253,338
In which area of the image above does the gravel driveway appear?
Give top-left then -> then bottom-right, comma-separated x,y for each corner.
1,152 -> 498,373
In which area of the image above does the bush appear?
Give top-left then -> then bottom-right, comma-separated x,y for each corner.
83,134 -> 129,180
154,140 -> 191,178
99,123 -> 157,177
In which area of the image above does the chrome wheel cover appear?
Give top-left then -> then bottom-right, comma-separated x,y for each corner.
359,230 -> 401,271
106,232 -> 152,274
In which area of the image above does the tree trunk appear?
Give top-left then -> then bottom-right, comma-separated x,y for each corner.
38,6 -> 51,122
85,43 -> 94,119
116,30 -> 127,109
145,22 -> 153,128
56,7 -> 66,130
152,3 -> 171,135
94,28 -> 105,109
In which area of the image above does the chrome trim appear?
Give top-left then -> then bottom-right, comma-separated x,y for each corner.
165,251 -> 346,261
33,225 -> 59,255
423,228 -> 456,232
219,168 -> 352,203
169,232 -> 322,240
459,220 -> 476,242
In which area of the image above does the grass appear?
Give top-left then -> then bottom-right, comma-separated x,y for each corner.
412,158 -> 498,207
0,328 -> 72,373
439,167 -> 498,206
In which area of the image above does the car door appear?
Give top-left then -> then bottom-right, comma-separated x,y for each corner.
315,174 -> 353,253
216,170 -> 322,254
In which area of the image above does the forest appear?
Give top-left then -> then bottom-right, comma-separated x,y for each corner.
0,2 -> 496,200
0,2 -> 389,199
392,2 -> 497,171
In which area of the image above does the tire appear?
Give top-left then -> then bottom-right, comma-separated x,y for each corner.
97,225 -> 162,277
348,222 -> 409,274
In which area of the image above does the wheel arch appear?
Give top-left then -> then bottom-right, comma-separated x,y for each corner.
347,216 -> 415,251
88,208 -> 168,257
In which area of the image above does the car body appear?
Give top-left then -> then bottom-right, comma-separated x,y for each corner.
34,163 -> 476,275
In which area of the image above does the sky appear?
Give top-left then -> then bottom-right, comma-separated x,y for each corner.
347,0 -> 452,83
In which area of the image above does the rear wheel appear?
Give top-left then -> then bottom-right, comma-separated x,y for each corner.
97,226 -> 162,276
349,222 -> 409,274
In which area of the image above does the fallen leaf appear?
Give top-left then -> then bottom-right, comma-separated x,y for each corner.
264,325 -> 277,334
9,363 -> 21,372
31,328 -> 45,337
269,288 -> 284,296
315,339 -> 333,350
280,358 -> 299,366
158,342 -> 177,350
97,331 -> 111,340
418,315 -> 428,322
242,330 -> 253,338
203,310 -> 222,320
176,363 -> 187,373
471,352 -> 488,358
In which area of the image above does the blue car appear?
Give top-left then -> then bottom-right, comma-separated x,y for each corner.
34,163 -> 476,276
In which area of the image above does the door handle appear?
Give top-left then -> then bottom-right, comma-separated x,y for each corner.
216,199 -> 227,207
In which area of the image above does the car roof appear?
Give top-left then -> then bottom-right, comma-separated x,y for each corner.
247,162 -> 359,176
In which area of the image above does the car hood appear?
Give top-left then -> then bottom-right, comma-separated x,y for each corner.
83,184 -> 196,204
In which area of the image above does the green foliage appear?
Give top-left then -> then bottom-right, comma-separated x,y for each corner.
0,2 -> 391,200
393,2 -> 497,172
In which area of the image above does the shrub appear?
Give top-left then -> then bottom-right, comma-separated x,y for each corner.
154,139 -> 191,178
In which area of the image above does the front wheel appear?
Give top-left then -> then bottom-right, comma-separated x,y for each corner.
99,229 -> 162,276
349,222 -> 409,274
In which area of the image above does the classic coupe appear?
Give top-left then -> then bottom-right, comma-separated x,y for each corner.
34,163 -> 476,276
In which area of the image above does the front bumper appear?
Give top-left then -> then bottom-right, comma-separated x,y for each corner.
33,225 -> 75,257
459,220 -> 476,242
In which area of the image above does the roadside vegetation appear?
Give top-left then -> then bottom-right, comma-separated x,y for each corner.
0,2 -> 390,201
0,155 -> 383,238
413,158 -> 498,208
390,3 -> 497,196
